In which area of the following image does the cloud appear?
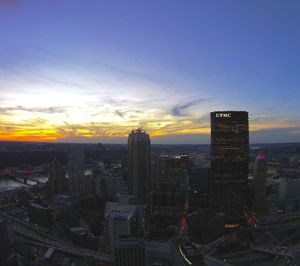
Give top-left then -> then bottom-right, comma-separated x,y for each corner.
171,98 -> 208,117
115,110 -> 125,119
0,48 -> 168,96
152,133 -> 210,144
0,105 -> 65,114
250,127 -> 300,143
290,129 -> 300,135
192,113 -> 210,124
0,62 -> 86,90
1,48 -> 299,144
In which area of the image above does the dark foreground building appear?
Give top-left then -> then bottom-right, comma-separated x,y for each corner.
252,151 -> 268,216
48,159 -> 67,201
210,111 -> 249,223
128,128 -> 151,204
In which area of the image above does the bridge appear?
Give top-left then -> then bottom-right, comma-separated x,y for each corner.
0,203 -> 19,209
5,175 -> 45,186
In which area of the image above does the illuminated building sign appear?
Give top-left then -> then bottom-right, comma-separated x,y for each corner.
225,223 -> 240,229
215,113 -> 231,118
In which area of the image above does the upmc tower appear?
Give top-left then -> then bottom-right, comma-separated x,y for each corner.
210,111 -> 249,222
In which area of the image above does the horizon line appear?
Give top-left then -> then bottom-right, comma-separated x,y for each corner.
1,140 -> 300,146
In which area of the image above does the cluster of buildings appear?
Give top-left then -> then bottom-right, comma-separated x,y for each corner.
105,111 -> 267,265
2,110 -> 300,265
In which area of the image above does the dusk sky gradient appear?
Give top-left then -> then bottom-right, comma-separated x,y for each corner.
0,0 -> 299,144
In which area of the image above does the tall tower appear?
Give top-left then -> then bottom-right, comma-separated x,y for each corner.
48,159 -> 66,201
128,128 -> 150,204
67,149 -> 85,193
210,111 -> 249,222
253,150 -> 267,216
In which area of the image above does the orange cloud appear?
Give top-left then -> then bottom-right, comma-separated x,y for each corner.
0,110 -> 299,143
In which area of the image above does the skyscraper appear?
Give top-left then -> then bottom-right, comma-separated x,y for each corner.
210,111 -> 249,222
253,151 -> 267,216
67,149 -> 85,193
48,159 -> 67,201
128,128 -> 151,204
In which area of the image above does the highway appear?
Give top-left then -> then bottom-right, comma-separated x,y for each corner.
15,225 -> 112,262
1,212 -> 112,263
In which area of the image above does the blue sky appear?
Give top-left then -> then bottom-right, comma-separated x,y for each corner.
0,0 -> 299,143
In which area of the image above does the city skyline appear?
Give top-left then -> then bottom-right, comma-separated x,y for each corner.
0,1 -> 299,144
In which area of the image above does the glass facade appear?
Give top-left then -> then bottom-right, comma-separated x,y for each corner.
210,111 -> 249,221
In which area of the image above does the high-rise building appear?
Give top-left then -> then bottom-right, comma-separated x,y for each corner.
128,128 -> 151,204
188,167 -> 209,210
252,151 -> 267,216
67,149 -> 85,193
278,178 -> 300,216
210,111 -> 249,222
48,159 -> 67,201
158,155 -> 189,189
150,155 -> 189,214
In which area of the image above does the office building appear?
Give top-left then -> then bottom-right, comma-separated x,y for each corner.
84,174 -> 95,196
277,178 -> 300,217
188,167 -> 209,211
150,187 -> 185,213
48,159 -> 67,201
158,155 -> 189,190
105,202 -> 139,251
28,203 -> 53,227
128,128 -> 151,204
114,239 -> 179,266
114,239 -> 145,266
210,111 -> 249,222
67,149 -> 85,193
189,167 -> 209,194
252,151 -> 267,216
150,155 -> 189,212
95,174 -> 123,201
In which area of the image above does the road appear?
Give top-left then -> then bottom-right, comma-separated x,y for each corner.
1,212 -> 112,263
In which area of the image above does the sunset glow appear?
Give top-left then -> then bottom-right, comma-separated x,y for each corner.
0,1 -> 299,144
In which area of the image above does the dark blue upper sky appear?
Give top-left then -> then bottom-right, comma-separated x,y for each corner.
0,0 -> 299,143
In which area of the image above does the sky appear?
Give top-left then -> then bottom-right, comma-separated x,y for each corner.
0,0 -> 299,144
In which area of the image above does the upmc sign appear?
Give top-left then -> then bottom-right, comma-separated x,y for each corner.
215,113 -> 231,118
